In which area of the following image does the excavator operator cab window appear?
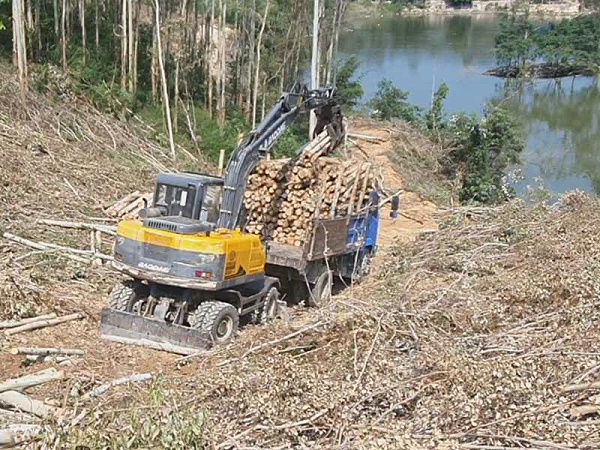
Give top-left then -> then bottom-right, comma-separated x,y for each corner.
199,183 -> 222,224
154,184 -> 196,218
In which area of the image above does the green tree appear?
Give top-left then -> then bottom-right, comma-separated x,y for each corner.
494,15 -> 537,70
334,55 -> 364,110
426,82 -> 449,133
447,105 -> 525,204
368,78 -> 421,122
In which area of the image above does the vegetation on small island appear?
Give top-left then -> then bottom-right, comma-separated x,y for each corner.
489,13 -> 599,78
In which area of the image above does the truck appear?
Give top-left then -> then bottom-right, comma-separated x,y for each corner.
99,84 -> 380,354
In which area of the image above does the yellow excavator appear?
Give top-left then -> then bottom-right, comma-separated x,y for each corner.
99,85 -> 345,354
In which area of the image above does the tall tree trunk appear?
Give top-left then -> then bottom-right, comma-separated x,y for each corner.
261,75 -> 266,121
332,0 -> 346,85
207,0 -> 215,117
80,0 -> 86,64
61,0 -> 67,72
120,0 -> 127,89
232,0 -> 240,106
94,0 -> 99,50
215,0 -> 222,123
53,0 -> 59,37
13,0 -> 28,100
252,0 -> 269,128
132,0 -> 139,95
246,2 -> 255,121
154,0 -> 176,158
309,0 -> 320,137
151,24 -> 158,102
325,0 -> 338,85
173,58 -> 179,133
127,0 -> 134,91
218,0 -> 226,125
34,0 -> 42,58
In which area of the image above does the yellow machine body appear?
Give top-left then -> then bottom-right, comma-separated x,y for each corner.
112,219 -> 266,291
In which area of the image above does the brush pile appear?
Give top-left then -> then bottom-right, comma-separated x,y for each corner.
243,133 -> 376,246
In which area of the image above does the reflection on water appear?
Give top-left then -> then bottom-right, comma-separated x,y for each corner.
338,15 -> 599,195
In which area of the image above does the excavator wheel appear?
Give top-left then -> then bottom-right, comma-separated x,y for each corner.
192,301 -> 239,345
259,287 -> 280,325
108,280 -> 149,312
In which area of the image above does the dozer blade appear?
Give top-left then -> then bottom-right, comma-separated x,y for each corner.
99,308 -> 211,355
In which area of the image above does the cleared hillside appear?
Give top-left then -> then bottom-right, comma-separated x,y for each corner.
0,70 -> 597,449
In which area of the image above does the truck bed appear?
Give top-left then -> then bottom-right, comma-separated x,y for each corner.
266,242 -> 305,270
265,215 -> 371,272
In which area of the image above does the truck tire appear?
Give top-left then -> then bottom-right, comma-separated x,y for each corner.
352,252 -> 372,284
196,301 -> 239,345
108,280 -> 149,312
259,287 -> 280,324
307,268 -> 332,308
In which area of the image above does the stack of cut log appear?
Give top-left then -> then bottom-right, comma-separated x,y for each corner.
243,133 -> 375,247
104,191 -> 153,219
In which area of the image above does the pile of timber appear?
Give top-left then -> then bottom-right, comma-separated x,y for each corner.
243,133 -> 375,247
104,191 -> 152,219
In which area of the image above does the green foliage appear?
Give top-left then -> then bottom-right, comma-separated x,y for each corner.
368,78 -> 421,122
447,105 -> 525,204
535,16 -> 599,71
426,82 -> 449,133
494,14 -> 599,75
494,14 -> 537,69
272,119 -> 309,158
46,377 -> 210,449
334,55 -> 364,109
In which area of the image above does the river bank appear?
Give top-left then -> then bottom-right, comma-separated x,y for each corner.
344,0 -> 587,23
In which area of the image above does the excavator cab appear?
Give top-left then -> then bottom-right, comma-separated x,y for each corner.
142,172 -> 223,224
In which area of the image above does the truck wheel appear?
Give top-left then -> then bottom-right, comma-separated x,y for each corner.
307,269 -> 332,308
108,280 -> 149,312
197,301 -> 239,344
352,252 -> 372,284
259,287 -> 280,324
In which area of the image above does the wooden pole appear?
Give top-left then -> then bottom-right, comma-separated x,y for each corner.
5,313 -> 84,336
0,369 -> 65,394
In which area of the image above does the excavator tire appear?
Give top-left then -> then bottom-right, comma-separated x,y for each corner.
196,301 -> 239,344
259,287 -> 280,325
108,280 -> 149,312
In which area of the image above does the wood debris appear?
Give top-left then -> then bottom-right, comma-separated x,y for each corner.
104,191 -> 153,219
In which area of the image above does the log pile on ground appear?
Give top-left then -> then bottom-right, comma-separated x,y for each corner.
103,191 -> 153,219
244,133 -> 376,246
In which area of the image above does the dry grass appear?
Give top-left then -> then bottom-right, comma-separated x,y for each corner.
387,120 -> 456,205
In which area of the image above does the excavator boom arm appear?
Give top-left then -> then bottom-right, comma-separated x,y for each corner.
217,84 -> 344,230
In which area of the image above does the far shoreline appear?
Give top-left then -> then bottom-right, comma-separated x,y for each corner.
343,2 -> 590,25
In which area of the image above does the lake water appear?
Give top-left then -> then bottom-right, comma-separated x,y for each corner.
337,14 -> 599,196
